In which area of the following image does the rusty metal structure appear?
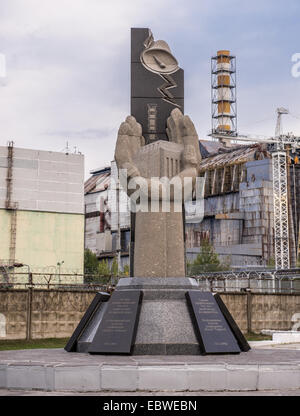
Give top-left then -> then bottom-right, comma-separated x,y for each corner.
211,50 -> 237,145
5,142 -> 18,267
211,49 -> 300,270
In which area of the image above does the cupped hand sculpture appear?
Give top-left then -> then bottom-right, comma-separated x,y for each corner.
114,108 -> 202,278
115,108 -> 201,185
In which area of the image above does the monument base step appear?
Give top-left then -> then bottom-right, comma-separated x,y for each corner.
66,277 -> 249,355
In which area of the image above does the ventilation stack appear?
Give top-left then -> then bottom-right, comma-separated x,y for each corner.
211,50 -> 237,146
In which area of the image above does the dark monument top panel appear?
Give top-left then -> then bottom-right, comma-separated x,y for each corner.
131,63 -> 184,99
131,28 -> 184,144
89,290 -> 143,355
186,291 -> 241,355
131,28 -> 151,63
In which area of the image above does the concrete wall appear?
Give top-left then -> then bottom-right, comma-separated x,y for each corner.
0,289 -> 95,339
219,293 -> 300,333
0,289 -> 299,340
0,146 -> 84,214
186,244 -> 262,266
0,209 -> 84,274
220,293 -> 248,333
185,159 -> 275,267
239,179 -> 274,264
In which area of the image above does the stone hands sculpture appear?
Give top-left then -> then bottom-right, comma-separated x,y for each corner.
115,108 -> 201,185
114,108 -> 202,278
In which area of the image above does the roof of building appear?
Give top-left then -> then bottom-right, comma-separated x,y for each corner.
84,167 -> 111,194
84,141 -> 271,189
198,142 -> 270,171
199,140 -> 226,158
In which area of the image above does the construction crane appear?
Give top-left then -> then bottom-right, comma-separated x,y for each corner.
275,108 -> 289,137
211,108 -> 300,270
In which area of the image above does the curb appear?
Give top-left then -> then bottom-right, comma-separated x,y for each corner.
1,362 -> 300,392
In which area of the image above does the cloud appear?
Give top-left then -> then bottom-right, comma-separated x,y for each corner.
0,0 -> 299,177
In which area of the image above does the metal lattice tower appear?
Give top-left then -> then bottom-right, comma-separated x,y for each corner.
211,50 -> 237,146
5,141 -> 18,266
272,108 -> 290,269
272,148 -> 290,269
211,104 -> 300,269
272,108 -> 291,269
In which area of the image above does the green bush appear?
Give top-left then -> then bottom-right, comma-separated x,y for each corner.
84,249 -> 99,275
84,249 -> 111,283
267,257 -> 275,268
98,259 -> 111,277
187,239 -> 230,275
110,257 -> 119,276
84,250 -> 130,283
122,264 -> 130,276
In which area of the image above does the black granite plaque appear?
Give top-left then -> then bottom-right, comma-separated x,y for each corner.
214,293 -> 251,352
88,290 -> 143,354
64,292 -> 110,352
186,291 -> 241,354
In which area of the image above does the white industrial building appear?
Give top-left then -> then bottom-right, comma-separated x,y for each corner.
0,143 -> 85,283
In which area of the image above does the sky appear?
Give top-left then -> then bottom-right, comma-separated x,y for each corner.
0,0 -> 300,178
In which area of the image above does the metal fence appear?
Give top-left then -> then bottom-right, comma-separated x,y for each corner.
0,273 -> 116,341
193,268 -> 300,294
1,269 -> 300,294
1,270 -> 300,340
0,271 -> 118,291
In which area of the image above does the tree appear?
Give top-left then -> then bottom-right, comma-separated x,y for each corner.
98,259 -> 111,277
122,264 -> 130,276
110,257 -> 119,276
188,239 -> 230,274
84,250 -> 113,284
84,249 -> 99,275
267,257 -> 275,269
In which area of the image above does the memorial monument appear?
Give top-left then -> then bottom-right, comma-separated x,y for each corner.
65,28 -> 250,355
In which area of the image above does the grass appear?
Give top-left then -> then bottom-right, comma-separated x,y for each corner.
0,334 -> 271,351
0,338 -> 69,351
245,333 -> 272,341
